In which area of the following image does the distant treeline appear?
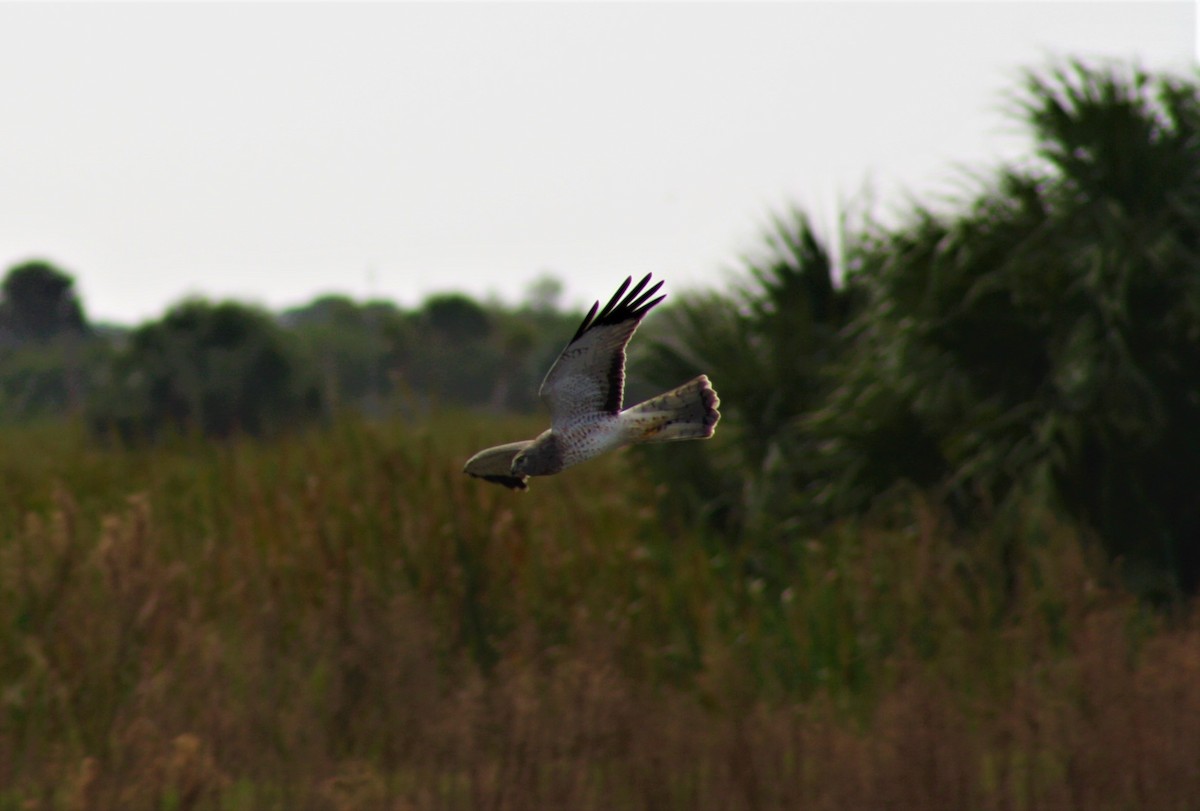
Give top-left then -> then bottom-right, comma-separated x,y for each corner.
3,60 -> 1199,598
0,262 -> 582,434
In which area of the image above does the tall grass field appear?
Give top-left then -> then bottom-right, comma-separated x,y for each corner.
2,416 -> 1198,810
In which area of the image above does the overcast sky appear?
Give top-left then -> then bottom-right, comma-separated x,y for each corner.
0,2 -> 1194,325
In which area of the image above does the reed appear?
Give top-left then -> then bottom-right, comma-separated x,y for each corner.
1,416 -> 1196,810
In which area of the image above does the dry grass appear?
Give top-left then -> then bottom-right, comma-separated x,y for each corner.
1,417 -> 1198,810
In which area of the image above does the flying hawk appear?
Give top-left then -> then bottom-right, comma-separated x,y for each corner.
463,274 -> 720,490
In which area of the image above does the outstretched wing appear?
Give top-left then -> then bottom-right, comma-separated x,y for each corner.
538,274 -> 665,428
462,440 -> 533,490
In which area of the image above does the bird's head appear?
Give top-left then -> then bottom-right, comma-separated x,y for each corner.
510,430 -> 559,477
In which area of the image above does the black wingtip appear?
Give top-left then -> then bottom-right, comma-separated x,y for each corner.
476,473 -> 529,491
570,274 -> 666,342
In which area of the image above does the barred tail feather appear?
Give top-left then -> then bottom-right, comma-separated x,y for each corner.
621,375 -> 720,443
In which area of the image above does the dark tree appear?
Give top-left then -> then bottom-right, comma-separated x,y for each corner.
0,261 -> 87,344
89,299 -> 320,440
422,294 -> 492,343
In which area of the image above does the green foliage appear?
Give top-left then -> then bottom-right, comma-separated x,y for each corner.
281,286 -> 581,417
421,293 -> 492,343
406,293 -> 498,406
636,210 -> 860,542
402,290 -> 584,413
282,295 -> 410,416
0,342 -> 111,422
0,260 -> 88,345
0,261 -> 98,420
817,62 -> 1200,598
87,299 -> 321,441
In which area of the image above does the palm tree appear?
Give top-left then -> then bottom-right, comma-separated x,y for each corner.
815,61 -> 1200,597
638,210 -> 859,543
644,61 -> 1200,598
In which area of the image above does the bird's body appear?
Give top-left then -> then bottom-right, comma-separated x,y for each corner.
463,274 -> 719,490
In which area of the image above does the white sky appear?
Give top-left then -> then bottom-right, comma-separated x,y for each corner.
0,2 -> 1194,325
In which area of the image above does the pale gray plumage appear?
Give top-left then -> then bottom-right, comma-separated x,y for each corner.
463,274 -> 720,490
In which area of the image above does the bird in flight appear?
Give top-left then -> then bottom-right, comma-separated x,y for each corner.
464,274 -> 720,490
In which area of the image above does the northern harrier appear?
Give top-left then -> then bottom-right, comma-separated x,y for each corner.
463,274 -> 720,490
